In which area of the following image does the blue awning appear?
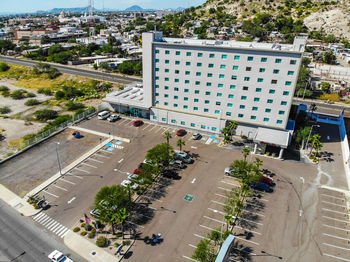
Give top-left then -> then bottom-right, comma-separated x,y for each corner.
215,234 -> 235,262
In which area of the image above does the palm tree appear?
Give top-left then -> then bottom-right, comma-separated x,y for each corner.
163,131 -> 172,145
176,138 -> 185,151
228,121 -> 238,140
221,126 -> 230,138
111,208 -> 130,239
254,158 -> 263,170
242,147 -> 251,161
309,103 -> 317,121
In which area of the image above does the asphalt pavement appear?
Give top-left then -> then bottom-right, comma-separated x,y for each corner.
0,56 -> 141,84
0,199 -> 86,262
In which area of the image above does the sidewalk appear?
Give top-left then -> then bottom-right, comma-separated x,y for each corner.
69,126 -> 130,143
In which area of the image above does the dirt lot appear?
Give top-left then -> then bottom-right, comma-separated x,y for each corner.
0,128 -> 100,197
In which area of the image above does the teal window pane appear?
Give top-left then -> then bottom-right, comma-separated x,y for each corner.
233,66 -> 239,70
241,96 -> 247,100
279,110 -> 285,115
207,73 -> 213,77
165,86 -> 169,90
256,88 -> 261,92
220,65 -> 226,69
186,62 -> 191,66
201,125 -> 206,129
222,54 -> 227,59
290,60 -> 296,65
204,109 -> 209,112
285,81 -> 292,86
251,116 -> 256,120
164,102 -> 168,106
164,94 -> 168,98
165,50 -> 170,54
246,67 -> 251,71
239,105 -> 245,109
219,74 -> 225,79
194,98 -> 199,102
181,121 -> 185,125
155,85 -> 159,88
197,62 -> 202,67
281,101 -> 287,105
265,108 -> 271,113
244,77 -> 250,81
247,56 -> 254,61
205,92 -> 211,95
194,107 -> 198,111
228,94 -> 234,98
273,69 -> 279,74
155,68 -> 159,71
217,93 -> 222,97
226,112 -> 231,116
174,95 -> 178,99
208,64 -> 214,68
186,52 -> 191,56
174,104 -> 178,107
283,91 -> 290,95
275,58 -> 282,63
215,110 -> 220,114
218,84 -> 223,88
184,97 -> 188,101
185,71 -> 190,75
184,105 -> 188,109
175,70 -> 179,74
216,101 -> 221,106
162,118 -> 166,121
185,80 -> 190,84
174,87 -> 179,91
271,80 -> 277,84
174,79 -> 179,82
263,118 -> 269,122
234,55 -> 240,60
277,120 -> 283,124
206,82 -> 212,86
209,53 -> 215,58
238,114 -> 243,118
230,85 -> 236,89
198,53 -> 203,57
184,89 -> 189,92
175,61 -> 180,65
267,99 -> 273,104
155,49 -> 159,54
288,71 -> 294,75
232,75 -> 237,80
153,116 -> 157,119
227,103 -> 233,107
165,77 -> 169,81
165,60 -> 169,64
269,89 -> 275,94
261,57 -> 267,62
257,78 -> 263,83
176,51 -> 180,55
195,90 -> 200,94
196,72 -> 201,76
243,86 -> 249,91
259,68 -> 265,72
252,106 -> 258,111
254,97 -> 260,102
212,127 -> 217,131
165,69 -> 169,73
205,100 -> 210,104
195,81 -> 200,85
191,123 -> 195,127
155,59 -> 159,62
171,119 -> 176,123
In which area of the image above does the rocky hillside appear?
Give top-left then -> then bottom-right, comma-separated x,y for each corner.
195,0 -> 350,39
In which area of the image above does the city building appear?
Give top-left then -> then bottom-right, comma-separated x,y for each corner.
104,32 -> 306,158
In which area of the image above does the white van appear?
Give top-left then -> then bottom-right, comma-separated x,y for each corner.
98,111 -> 110,120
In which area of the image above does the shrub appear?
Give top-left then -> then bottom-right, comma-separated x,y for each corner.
47,68 -> 61,79
0,62 -> 10,72
0,85 -> 9,92
34,109 -> 58,121
96,236 -> 107,247
84,224 -> 93,231
1,90 -> 10,97
25,99 -> 40,106
49,115 -> 72,126
88,232 -> 95,238
80,231 -> 87,236
43,88 -> 53,96
55,90 -> 65,100
123,240 -> 131,245
80,223 -> 86,227
26,92 -> 36,98
115,232 -> 123,238
0,106 -> 11,114
10,89 -> 26,100
319,93 -> 340,102
73,227 -> 80,232
65,101 -> 85,111
91,228 -> 96,233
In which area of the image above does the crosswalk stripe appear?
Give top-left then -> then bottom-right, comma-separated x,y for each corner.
42,217 -> 53,226
47,221 -> 59,230
45,220 -> 56,228
52,225 -> 64,234
50,223 -> 62,232
33,212 -> 45,220
36,214 -> 48,223
56,227 -> 68,235
60,230 -> 69,238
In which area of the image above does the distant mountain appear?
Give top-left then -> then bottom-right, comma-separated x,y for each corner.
49,7 -> 98,13
124,5 -> 144,12
175,7 -> 185,11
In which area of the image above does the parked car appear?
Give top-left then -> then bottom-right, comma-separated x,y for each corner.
90,208 -> 101,218
250,182 -> 272,192
192,133 -> 202,140
121,179 -> 139,190
48,250 -> 73,262
176,129 -> 187,136
169,159 -> 186,169
97,111 -> 110,120
133,167 -> 144,175
174,151 -> 193,164
133,120 -> 143,127
107,114 -> 120,122
260,175 -> 275,186
224,167 -> 233,176
128,173 -> 145,184
161,170 -> 180,180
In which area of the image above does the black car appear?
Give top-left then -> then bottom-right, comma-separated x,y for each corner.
161,170 -> 180,180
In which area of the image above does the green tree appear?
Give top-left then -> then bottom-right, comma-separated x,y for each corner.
295,126 -> 311,149
145,143 -> 174,168
10,89 -> 26,100
242,147 -> 251,161
228,121 -> 238,140
176,138 -> 185,151
0,62 -> 10,72
94,185 -> 131,235
301,57 -> 311,67
191,239 -> 216,262
163,131 -> 172,145
41,35 -> 50,45
323,52 -> 336,64
319,82 -> 331,93
111,208 -> 130,239
310,134 -> 322,155
309,103 -> 317,120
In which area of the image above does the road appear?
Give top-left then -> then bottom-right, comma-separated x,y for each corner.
0,56 -> 141,84
0,200 -> 86,262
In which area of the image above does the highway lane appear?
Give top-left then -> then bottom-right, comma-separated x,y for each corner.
0,56 -> 141,84
0,200 -> 86,262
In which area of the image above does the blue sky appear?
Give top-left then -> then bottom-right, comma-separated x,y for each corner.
0,0 -> 206,13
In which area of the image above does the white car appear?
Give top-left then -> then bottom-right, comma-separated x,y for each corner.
225,167 -> 233,176
107,114 -> 120,122
48,250 -> 73,262
121,179 -> 139,190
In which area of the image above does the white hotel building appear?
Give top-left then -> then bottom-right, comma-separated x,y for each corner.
104,32 -> 306,158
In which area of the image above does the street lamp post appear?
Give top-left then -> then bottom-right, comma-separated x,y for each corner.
55,142 -> 62,176
305,125 -> 320,151
213,209 -> 224,245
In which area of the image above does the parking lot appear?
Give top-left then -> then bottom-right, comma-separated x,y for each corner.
2,114 -> 349,261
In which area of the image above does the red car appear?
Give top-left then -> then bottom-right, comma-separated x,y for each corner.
176,129 -> 187,136
260,175 -> 274,186
133,168 -> 144,175
133,120 -> 143,127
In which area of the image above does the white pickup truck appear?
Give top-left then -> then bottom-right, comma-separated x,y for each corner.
48,250 -> 74,262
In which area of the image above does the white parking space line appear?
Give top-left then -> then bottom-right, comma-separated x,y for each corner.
74,167 -> 90,174
142,124 -> 151,130
149,125 -> 158,131
100,149 -> 114,154
199,224 -> 260,246
138,203 -> 157,210
43,190 -> 59,198
140,195 -> 163,203
67,174 -> 83,180
81,162 -> 97,169
211,200 -> 225,206
323,224 -> 350,232
322,201 -> 347,208
217,186 -> 231,192
207,208 -> 263,226
323,253 -> 350,262
323,243 -> 350,252
323,216 -> 349,224
220,180 -> 239,187
94,153 -> 110,159
322,208 -> 347,215
202,216 -> 261,235
194,233 -> 209,240
183,255 -> 198,262
89,158 -> 104,163
60,178 -> 76,185
188,244 -> 197,249
53,185 -> 68,191
323,233 -> 350,242
321,194 -> 345,201
161,127 -> 170,134
154,126 -> 164,133
215,193 -> 227,198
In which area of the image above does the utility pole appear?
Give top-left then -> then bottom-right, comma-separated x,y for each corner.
55,142 -> 62,176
